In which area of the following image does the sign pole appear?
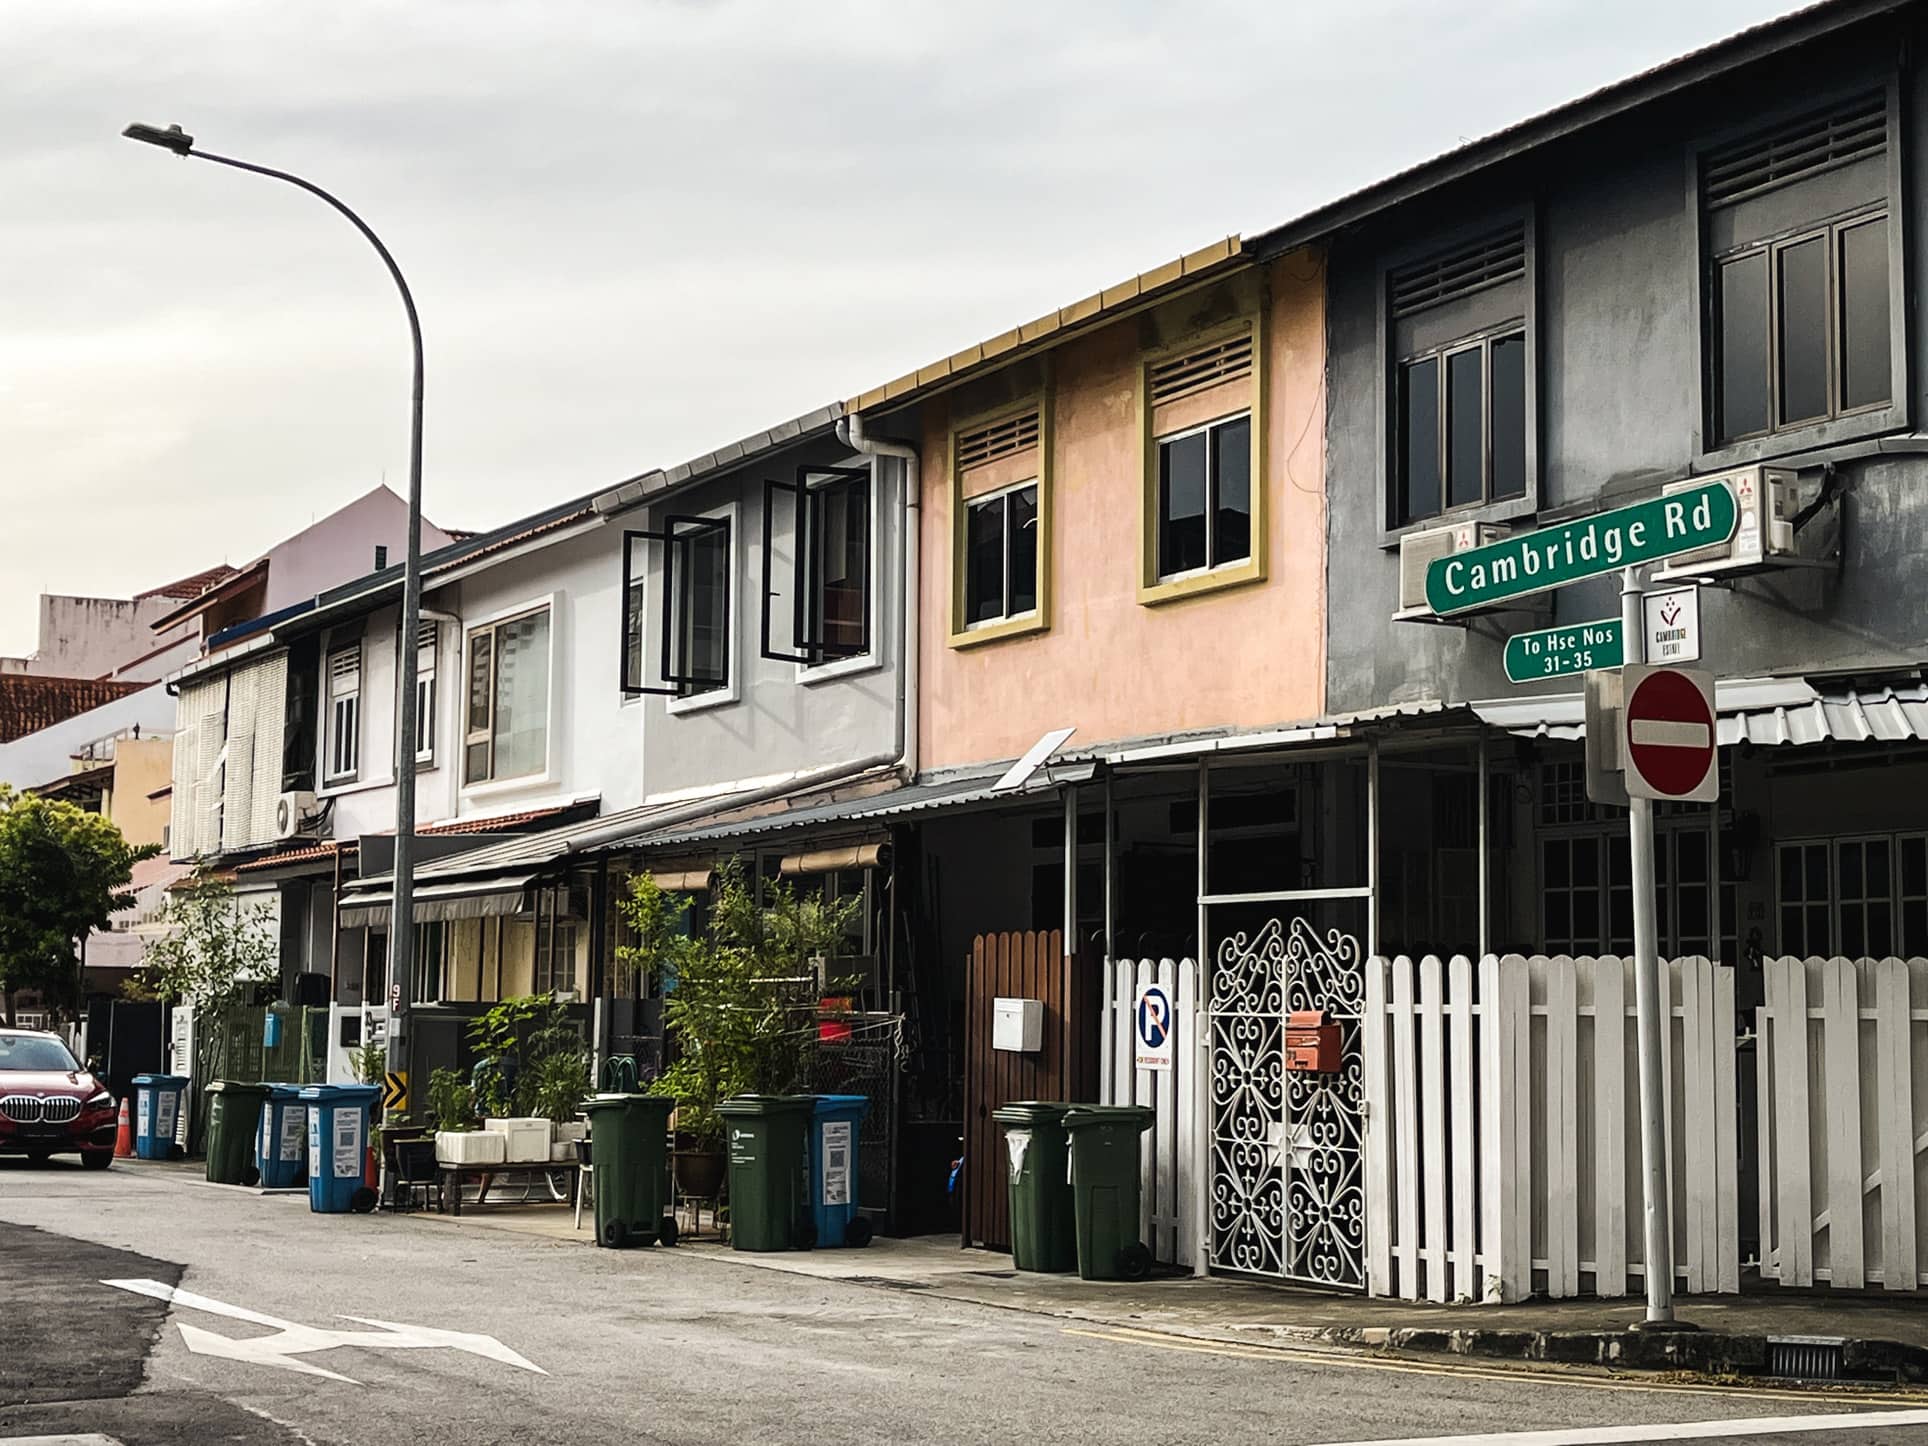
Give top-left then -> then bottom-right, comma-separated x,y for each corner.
1622,565 -> 1677,1328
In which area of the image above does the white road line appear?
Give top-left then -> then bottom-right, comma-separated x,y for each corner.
1629,719 -> 1710,749
0,1436 -> 126,1445
1312,1405 -> 1928,1446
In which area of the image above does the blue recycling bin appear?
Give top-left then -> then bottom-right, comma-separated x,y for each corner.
808,1094 -> 873,1247
300,1084 -> 381,1213
130,1073 -> 188,1161
256,1083 -> 309,1189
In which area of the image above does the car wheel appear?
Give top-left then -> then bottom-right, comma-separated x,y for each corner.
80,1152 -> 113,1172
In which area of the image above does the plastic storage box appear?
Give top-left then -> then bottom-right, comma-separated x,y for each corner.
483,1116 -> 553,1164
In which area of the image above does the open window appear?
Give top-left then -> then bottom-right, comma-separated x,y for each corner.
761,465 -> 871,665
619,515 -> 734,698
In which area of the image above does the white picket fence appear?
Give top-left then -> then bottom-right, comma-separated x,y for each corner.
1757,955 -> 1928,1291
1362,953 -> 1738,1303
1099,957 -> 1201,1267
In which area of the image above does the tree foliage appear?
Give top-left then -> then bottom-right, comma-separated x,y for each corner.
0,785 -> 157,1024
136,871 -> 279,1010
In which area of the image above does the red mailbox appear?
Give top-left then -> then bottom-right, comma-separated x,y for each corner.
1284,1010 -> 1341,1073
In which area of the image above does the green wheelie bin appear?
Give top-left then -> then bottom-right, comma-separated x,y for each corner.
204,1080 -> 271,1187
582,1093 -> 676,1249
1062,1104 -> 1156,1281
990,1101 -> 1077,1273
719,1095 -> 815,1251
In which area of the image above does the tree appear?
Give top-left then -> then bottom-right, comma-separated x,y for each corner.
137,871 -> 279,1011
0,785 -> 157,1026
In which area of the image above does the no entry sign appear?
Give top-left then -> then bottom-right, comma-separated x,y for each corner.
1621,665 -> 1718,802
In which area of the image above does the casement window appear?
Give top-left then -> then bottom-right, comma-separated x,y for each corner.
1703,91 -> 1897,447
1776,832 -> 1928,958
413,621 -> 437,766
951,405 -> 1048,644
464,607 -> 551,784
1141,325 -> 1263,601
619,514 -> 733,700
1389,225 -> 1530,527
324,644 -> 361,785
533,886 -> 579,994
964,480 -> 1039,626
761,465 -> 871,666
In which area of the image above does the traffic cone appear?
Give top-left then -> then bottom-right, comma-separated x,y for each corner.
113,1097 -> 135,1159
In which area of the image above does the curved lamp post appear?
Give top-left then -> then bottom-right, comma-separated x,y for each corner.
124,121 -> 424,1079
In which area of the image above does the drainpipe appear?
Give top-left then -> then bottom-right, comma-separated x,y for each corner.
838,411 -> 920,782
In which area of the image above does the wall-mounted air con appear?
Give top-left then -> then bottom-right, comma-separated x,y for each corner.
274,791 -> 320,841
1652,466 -> 1800,581
1396,519 -> 1510,618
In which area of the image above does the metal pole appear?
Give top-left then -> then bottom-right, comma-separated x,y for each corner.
1366,740 -> 1381,960
1622,565 -> 1677,1326
1477,734 -> 1491,960
178,146 -> 425,1080
1193,759 -> 1210,1278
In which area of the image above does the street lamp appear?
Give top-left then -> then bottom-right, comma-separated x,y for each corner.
123,120 -> 426,1081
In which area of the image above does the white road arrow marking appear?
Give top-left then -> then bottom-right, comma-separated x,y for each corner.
102,1278 -> 545,1384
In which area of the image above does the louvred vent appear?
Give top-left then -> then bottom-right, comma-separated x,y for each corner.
1703,92 -> 1886,209
957,410 -> 1040,471
1148,331 -> 1254,407
1390,225 -> 1526,320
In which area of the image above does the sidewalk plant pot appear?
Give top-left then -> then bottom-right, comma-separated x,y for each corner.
673,1147 -> 726,1199
550,1120 -> 586,1163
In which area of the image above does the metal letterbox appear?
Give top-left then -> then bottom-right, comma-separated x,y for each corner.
1283,1010 -> 1340,1072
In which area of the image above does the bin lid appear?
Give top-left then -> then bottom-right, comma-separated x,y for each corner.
582,1092 -> 674,1118
132,1074 -> 188,1086
204,1079 -> 271,1097
811,1093 -> 870,1119
296,1084 -> 341,1101
1061,1104 -> 1156,1132
716,1094 -> 815,1117
262,1082 -> 306,1098
990,1100 -> 1075,1126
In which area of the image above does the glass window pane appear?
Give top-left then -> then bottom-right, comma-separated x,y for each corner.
1211,416 -> 1252,566
1544,892 -> 1571,948
1490,333 -> 1526,500
678,526 -> 729,692
1007,485 -> 1039,616
1446,347 -> 1484,509
1904,900 -> 1927,955
1868,903 -> 1894,959
1398,357 -> 1441,523
1158,431 -> 1209,576
1718,252 -> 1770,440
1573,887 -> 1600,947
492,611 -> 550,779
814,478 -> 868,655
1904,837 -> 1927,898
965,495 -> 1006,623
1806,844 -> 1828,898
1840,841 -> 1864,899
467,634 -> 492,733
1777,236 -> 1829,425
1543,839 -> 1570,889
1840,216 -> 1891,411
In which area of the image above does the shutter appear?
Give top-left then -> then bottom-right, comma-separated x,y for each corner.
169,709 -> 198,859
194,704 -> 223,858
956,410 -> 1040,471
249,652 -> 289,844
1703,91 -> 1886,210
1390,224 -> 1528,319
1148,331 -> 1254,408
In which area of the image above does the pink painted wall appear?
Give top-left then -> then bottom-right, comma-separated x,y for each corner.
917,251 -> 1327,771
261,485 -> 454,614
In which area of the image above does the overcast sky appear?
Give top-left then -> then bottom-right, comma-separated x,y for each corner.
1,0 -> 1806,656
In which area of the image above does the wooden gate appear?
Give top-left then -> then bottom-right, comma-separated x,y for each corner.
962,931 -> 1095,1250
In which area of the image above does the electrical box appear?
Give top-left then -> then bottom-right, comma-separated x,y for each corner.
1284,1010 -> 1341,1073
993,997 -> 1044,1053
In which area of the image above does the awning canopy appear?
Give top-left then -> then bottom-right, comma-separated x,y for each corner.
339,873 -> 538,929
1469,676 -> 1928,748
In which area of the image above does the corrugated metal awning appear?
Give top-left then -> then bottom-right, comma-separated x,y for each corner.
339,873 -> 538,929
1469,676 -> 1928,748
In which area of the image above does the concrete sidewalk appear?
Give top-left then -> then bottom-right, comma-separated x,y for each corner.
400,1206 -> 1928,1382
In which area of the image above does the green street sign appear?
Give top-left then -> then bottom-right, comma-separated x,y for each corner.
1503,617 -> 1623,682
1426,481 -> 1737,615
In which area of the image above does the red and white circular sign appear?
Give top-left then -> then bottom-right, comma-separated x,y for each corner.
1623,665 -> 1717,801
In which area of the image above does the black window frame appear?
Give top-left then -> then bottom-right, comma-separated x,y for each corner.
1391,325 -> 1528,528
619,515 -> 734,699
1154,410 -> 1253,581
1692,80 -> 1909,467
760,464 -> 872,667
961,479 -> 1041,627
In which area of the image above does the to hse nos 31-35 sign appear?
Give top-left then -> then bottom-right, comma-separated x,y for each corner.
1426,481 -> 1737,616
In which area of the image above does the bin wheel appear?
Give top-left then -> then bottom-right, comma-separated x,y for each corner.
1117,1242 -> 1153,1281
168,1144 -> 186,1161
846,1217 -> 875,1249
349,1187 -> 379,1214
240,1165 -> 261,1188
658,1215 -> 679,1247
791,1218 -> 818,1251
601,1219 -> 629,1250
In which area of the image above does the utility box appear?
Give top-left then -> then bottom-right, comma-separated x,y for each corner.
1284,1011 -> 1341,1073
993,998 -> 1044,1053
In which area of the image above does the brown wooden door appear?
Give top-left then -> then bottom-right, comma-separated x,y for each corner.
961,930 -> 1096,1250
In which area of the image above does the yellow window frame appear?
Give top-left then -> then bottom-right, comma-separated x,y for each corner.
948,393 -> 1052,649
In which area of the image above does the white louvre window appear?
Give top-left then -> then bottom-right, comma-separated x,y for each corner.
414,621 -> 438,766
325,645 -> 361,784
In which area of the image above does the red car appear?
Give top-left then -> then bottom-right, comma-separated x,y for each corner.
0,1028 -> 117,1168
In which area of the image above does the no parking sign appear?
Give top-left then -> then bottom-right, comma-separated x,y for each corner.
1134,984 -> 1174,1072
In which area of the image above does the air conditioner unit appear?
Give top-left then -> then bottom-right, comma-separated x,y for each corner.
1652,466 -> 1799,581
273,791 -> 320,841
1396,519 -> 1510,616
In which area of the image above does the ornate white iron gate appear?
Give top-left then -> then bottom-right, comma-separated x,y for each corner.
1209,915 -> 1367,1286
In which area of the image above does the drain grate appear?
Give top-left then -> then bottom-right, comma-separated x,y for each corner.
1766,1336 -> 1845,1380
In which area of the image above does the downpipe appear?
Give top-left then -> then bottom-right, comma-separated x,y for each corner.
839,411 -> 920,783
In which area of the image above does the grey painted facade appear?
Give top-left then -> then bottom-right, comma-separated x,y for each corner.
1310,8 -> 1928,715
621,429 -> 907,801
